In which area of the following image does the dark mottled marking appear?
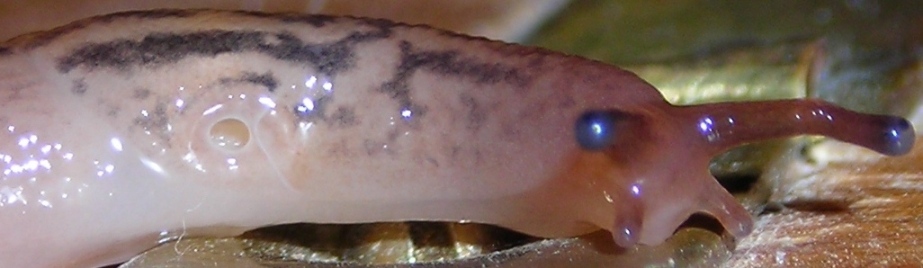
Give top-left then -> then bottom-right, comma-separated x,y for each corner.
132,88 -> 151,100
294,95 -> 331,123
260,32 -> 356,75
58,30 -> 258,72
0,46 -> 11,56
425,157 -> 439,167
443,144 -> 483,165
363,139 -> 393,156
459,94 -> 486,131
0,81 -> 26,102
56,23 -> 392,76
241,72 -> 278,92
527,56 -> 547,70
12,8 -> 544,53
362,140 -> 377,156
379,41 -> 528,123
397,41 -> 527,85
218,72 -> 279,92
101,101 -> 120,117
133,102 -> 172,145
290,94 -> 363,129
324,138 -> 356,159
15,9 -> 559,75
328,106 -> 358,127
71,80 -> 87,95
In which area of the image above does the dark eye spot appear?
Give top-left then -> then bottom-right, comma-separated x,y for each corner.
575,111 -> 618,151
881,116 -> 914,156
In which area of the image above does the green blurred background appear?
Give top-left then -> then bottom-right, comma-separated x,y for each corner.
525,0 -> 923,179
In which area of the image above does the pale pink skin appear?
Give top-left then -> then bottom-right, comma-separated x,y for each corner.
0,10 -> 913,267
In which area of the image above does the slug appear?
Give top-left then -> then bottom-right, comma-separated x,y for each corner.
0,10 -> 914,267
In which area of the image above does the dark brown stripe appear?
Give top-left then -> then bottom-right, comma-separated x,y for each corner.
377,40 -> 529,123
56,25 -> 392,75
8,9 -> 342,51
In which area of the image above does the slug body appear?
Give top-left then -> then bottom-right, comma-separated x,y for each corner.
0,10 -> 914,267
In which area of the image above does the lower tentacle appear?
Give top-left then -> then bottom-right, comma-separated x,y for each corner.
698,180 -> 754,239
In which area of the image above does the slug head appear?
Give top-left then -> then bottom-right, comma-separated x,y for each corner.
573,99 -> 914,248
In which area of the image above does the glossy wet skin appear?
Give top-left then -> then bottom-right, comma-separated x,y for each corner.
0,10 -> 914,267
